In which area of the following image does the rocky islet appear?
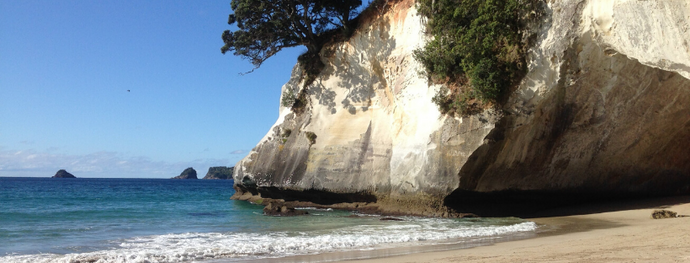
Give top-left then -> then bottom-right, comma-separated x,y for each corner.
52,169 -> 76,178
171,167 -> 198,179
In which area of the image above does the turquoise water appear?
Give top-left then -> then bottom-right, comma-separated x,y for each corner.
0,177 -> 537,262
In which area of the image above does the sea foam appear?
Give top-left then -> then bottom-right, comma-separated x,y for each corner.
1,218 -> 537,263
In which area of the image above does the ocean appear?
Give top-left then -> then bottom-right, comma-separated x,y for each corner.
0,177 -> 538,262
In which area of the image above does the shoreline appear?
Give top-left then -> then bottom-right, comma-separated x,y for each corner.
242,210 -> 615,263
236,195 -> 690,263
336,195 -> 690,263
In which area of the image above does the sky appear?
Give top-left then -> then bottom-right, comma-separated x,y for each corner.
0,0 -> 336,178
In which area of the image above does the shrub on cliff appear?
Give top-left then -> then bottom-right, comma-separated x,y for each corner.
414,0 -> 543,115
305,131 -> 317,145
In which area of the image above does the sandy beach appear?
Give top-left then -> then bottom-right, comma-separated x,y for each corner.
339,196 -> 690,263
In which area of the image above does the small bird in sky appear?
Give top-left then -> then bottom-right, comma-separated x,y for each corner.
127,90 -> 130,92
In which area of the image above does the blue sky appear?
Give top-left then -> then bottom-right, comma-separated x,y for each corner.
0,0 -> 330,178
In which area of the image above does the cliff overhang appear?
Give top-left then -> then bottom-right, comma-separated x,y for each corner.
231,0 -> 690,217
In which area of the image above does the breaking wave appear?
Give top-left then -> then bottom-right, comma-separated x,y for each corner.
2,218 -> 536,263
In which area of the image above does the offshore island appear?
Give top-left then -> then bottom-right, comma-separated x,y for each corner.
52,169 -> 76,178
170,167 -> 234,180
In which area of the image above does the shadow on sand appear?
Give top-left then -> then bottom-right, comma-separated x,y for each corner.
445,191 -> 690,218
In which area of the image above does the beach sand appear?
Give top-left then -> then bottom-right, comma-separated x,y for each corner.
339,196 -> 690,263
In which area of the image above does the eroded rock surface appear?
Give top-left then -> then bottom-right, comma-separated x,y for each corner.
447,1 -> 690,212
232,0 -> 690,216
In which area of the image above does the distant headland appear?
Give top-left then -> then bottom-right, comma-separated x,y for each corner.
52,169 -> 76,178
202,166 -> 234,180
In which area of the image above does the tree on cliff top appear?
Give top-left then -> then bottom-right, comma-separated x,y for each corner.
221,0 -> 362,71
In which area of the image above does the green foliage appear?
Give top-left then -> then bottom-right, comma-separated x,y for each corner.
221,0 -> 362,70
305,131 -> 317,145
291,88 -> 310,114
432,86 -> 482,116
414,0 -> 542,115
432,86 -> 462,115
281,89 -> 297,108
280,129 -> 292,144
281,86 -> 309,114
297,50 -> 325,88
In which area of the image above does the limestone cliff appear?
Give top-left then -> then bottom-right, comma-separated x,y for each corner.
233,0 -> 690,216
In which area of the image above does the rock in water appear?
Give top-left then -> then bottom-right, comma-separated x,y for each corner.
263,203 -> 308,216
202,166 -> 234,180
171,167 -> 197,179
52,169 -> 76,178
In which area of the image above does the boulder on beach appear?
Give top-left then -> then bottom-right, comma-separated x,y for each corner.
651,210 -> 678,219
171,167 -> 197,179
202,166 -> 234,180
52,169 -> 76,178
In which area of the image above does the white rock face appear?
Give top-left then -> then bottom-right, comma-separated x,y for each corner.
234,0 -> 690,214
234,1 -> 497,208
583,0 -> 690,79
463,0 -> 690,194
512,0 -> 690,121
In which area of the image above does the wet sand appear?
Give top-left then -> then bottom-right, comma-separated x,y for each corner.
339,196 -> 690,263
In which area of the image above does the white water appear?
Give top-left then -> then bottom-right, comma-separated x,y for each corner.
2,216 -> 537,263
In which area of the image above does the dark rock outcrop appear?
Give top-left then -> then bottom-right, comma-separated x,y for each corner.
263,202 -> 308,216
651,210 -> 678,219
171,167 -> 197,179
52,169 -> 76,178
202,166 -> 234,180
379,217 -> 404,221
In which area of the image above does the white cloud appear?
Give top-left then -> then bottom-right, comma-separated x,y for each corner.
0,149 -> 233,178
230,150 -> 247,155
